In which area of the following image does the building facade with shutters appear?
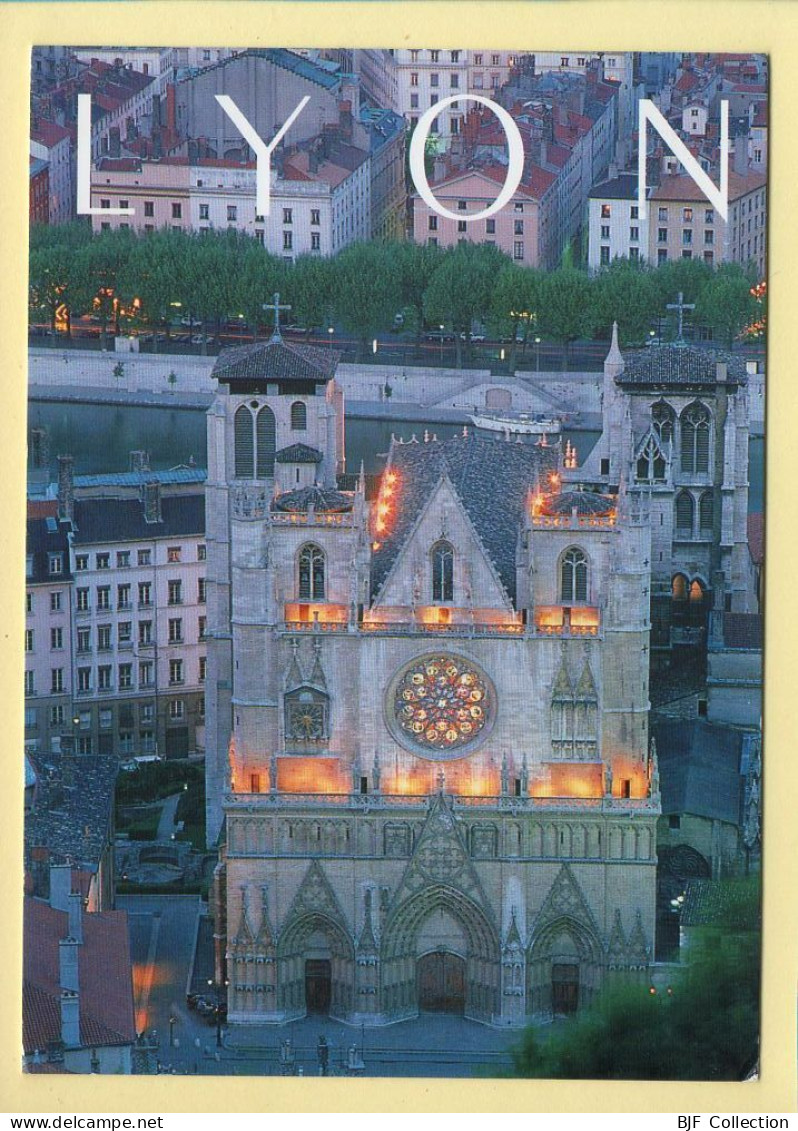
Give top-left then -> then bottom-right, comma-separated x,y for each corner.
204,322 -> 660,1030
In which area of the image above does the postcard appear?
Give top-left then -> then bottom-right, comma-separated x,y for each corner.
3,2 -> 795,1115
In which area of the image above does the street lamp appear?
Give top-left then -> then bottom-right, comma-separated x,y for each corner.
439,325 -> 444,366
535,336 -> 541,373
372,338 -> 378,356
327,326 -> 334,352
168,1014 -> 177,1047
207,978 -> 229,1048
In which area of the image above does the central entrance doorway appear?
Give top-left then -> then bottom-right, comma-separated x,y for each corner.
305,959 -> 332,1014
417,951 -> 466,1014
551,963 -> 579,1015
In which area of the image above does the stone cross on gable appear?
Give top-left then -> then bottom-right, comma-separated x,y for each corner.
666,291 -> 695,343
262,292 -> 292,342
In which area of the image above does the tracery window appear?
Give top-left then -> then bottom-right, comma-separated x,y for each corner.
680,402 -> 711,474
285,686 -> 329,742
636,434 -> 666,482
699,490 -> 714,533
290,401 -> 307,431
431,540 -> 454,602
652,401 -> 675,444
298,544 -> 325,600
560,547 -> 588,604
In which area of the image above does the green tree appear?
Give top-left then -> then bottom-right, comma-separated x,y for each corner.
74,228 -> 137,348
283,254 -> 335,335
593,260 -> 662,346
28,222 -> 92,335
538,268 -> 596,369
333,242 -> 401,358
511,878 -> 760,1081
129,228 -> 186,349
695,266 -> 758,348
388,240 -> 445,343
423,242 -> 509,367
652,257 -> 714,337
234,242 -> 287,341
488,264 -> 543,368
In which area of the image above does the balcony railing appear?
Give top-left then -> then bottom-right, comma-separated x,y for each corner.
531,513 -> 617,530
224,790 -> 659,813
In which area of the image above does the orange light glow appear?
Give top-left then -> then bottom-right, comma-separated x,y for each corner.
277,757 -> 349,794
284,602 -> 348,624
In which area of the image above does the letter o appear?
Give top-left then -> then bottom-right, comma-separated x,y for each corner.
409,95 -> 525,222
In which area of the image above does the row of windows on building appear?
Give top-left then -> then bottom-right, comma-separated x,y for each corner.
75,545 -> 206,569
27,619 -> 206,651
73,577 -> 204,611
100,199 -> 324,227
429,216 -> 525,234
25,697 -> 202,740
25,656 -> 206,696
296,540 -> 591,606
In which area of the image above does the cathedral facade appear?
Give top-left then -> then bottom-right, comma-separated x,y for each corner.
205,325 -> 659,1028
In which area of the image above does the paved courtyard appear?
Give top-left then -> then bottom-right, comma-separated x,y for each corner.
121,894 -> 542,1078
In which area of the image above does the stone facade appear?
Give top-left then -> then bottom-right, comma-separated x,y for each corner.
582,326 -> 753,654
205,327 -> 659,1028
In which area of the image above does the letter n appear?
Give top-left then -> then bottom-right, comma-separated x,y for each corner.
638,99 -> 729,220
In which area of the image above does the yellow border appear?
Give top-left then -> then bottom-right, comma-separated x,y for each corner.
1,2 -> 796,1113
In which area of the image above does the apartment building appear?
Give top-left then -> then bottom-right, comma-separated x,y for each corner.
90,137 -> 372,259
60,468 -> 207,762
412,165 -> 553,267
30,118 -> 72,225
587,173 -> 649,270
648,171 -> 767,277
391,48 -> 470,138
24,501 -> 74,760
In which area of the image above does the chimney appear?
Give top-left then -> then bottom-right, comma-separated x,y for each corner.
166,83 -> 176,134
56,454 -> 74,523
142,480 -> 162,524
129,450 -> 150,473
542,106 -> 554,144
60,990 -> 81,1048
109,127 -> 121,158
338,100 -> 353,141
49,862 -> 72,911
608,161 -> 618,182
59,937 -> 80,992
68,889 -> 84,943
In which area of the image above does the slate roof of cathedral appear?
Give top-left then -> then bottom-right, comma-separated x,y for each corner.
371,432 -> 560,601
651,719 -> 744,825
23,898 -> 137,1055
275,443 -> 323,464
617,344 -> 748,388
24,753 -> 117,875
212,335 -> 340,385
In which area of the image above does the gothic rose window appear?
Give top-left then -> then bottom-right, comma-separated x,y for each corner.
285,687 -> 329,742
391,654 -> 493,755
